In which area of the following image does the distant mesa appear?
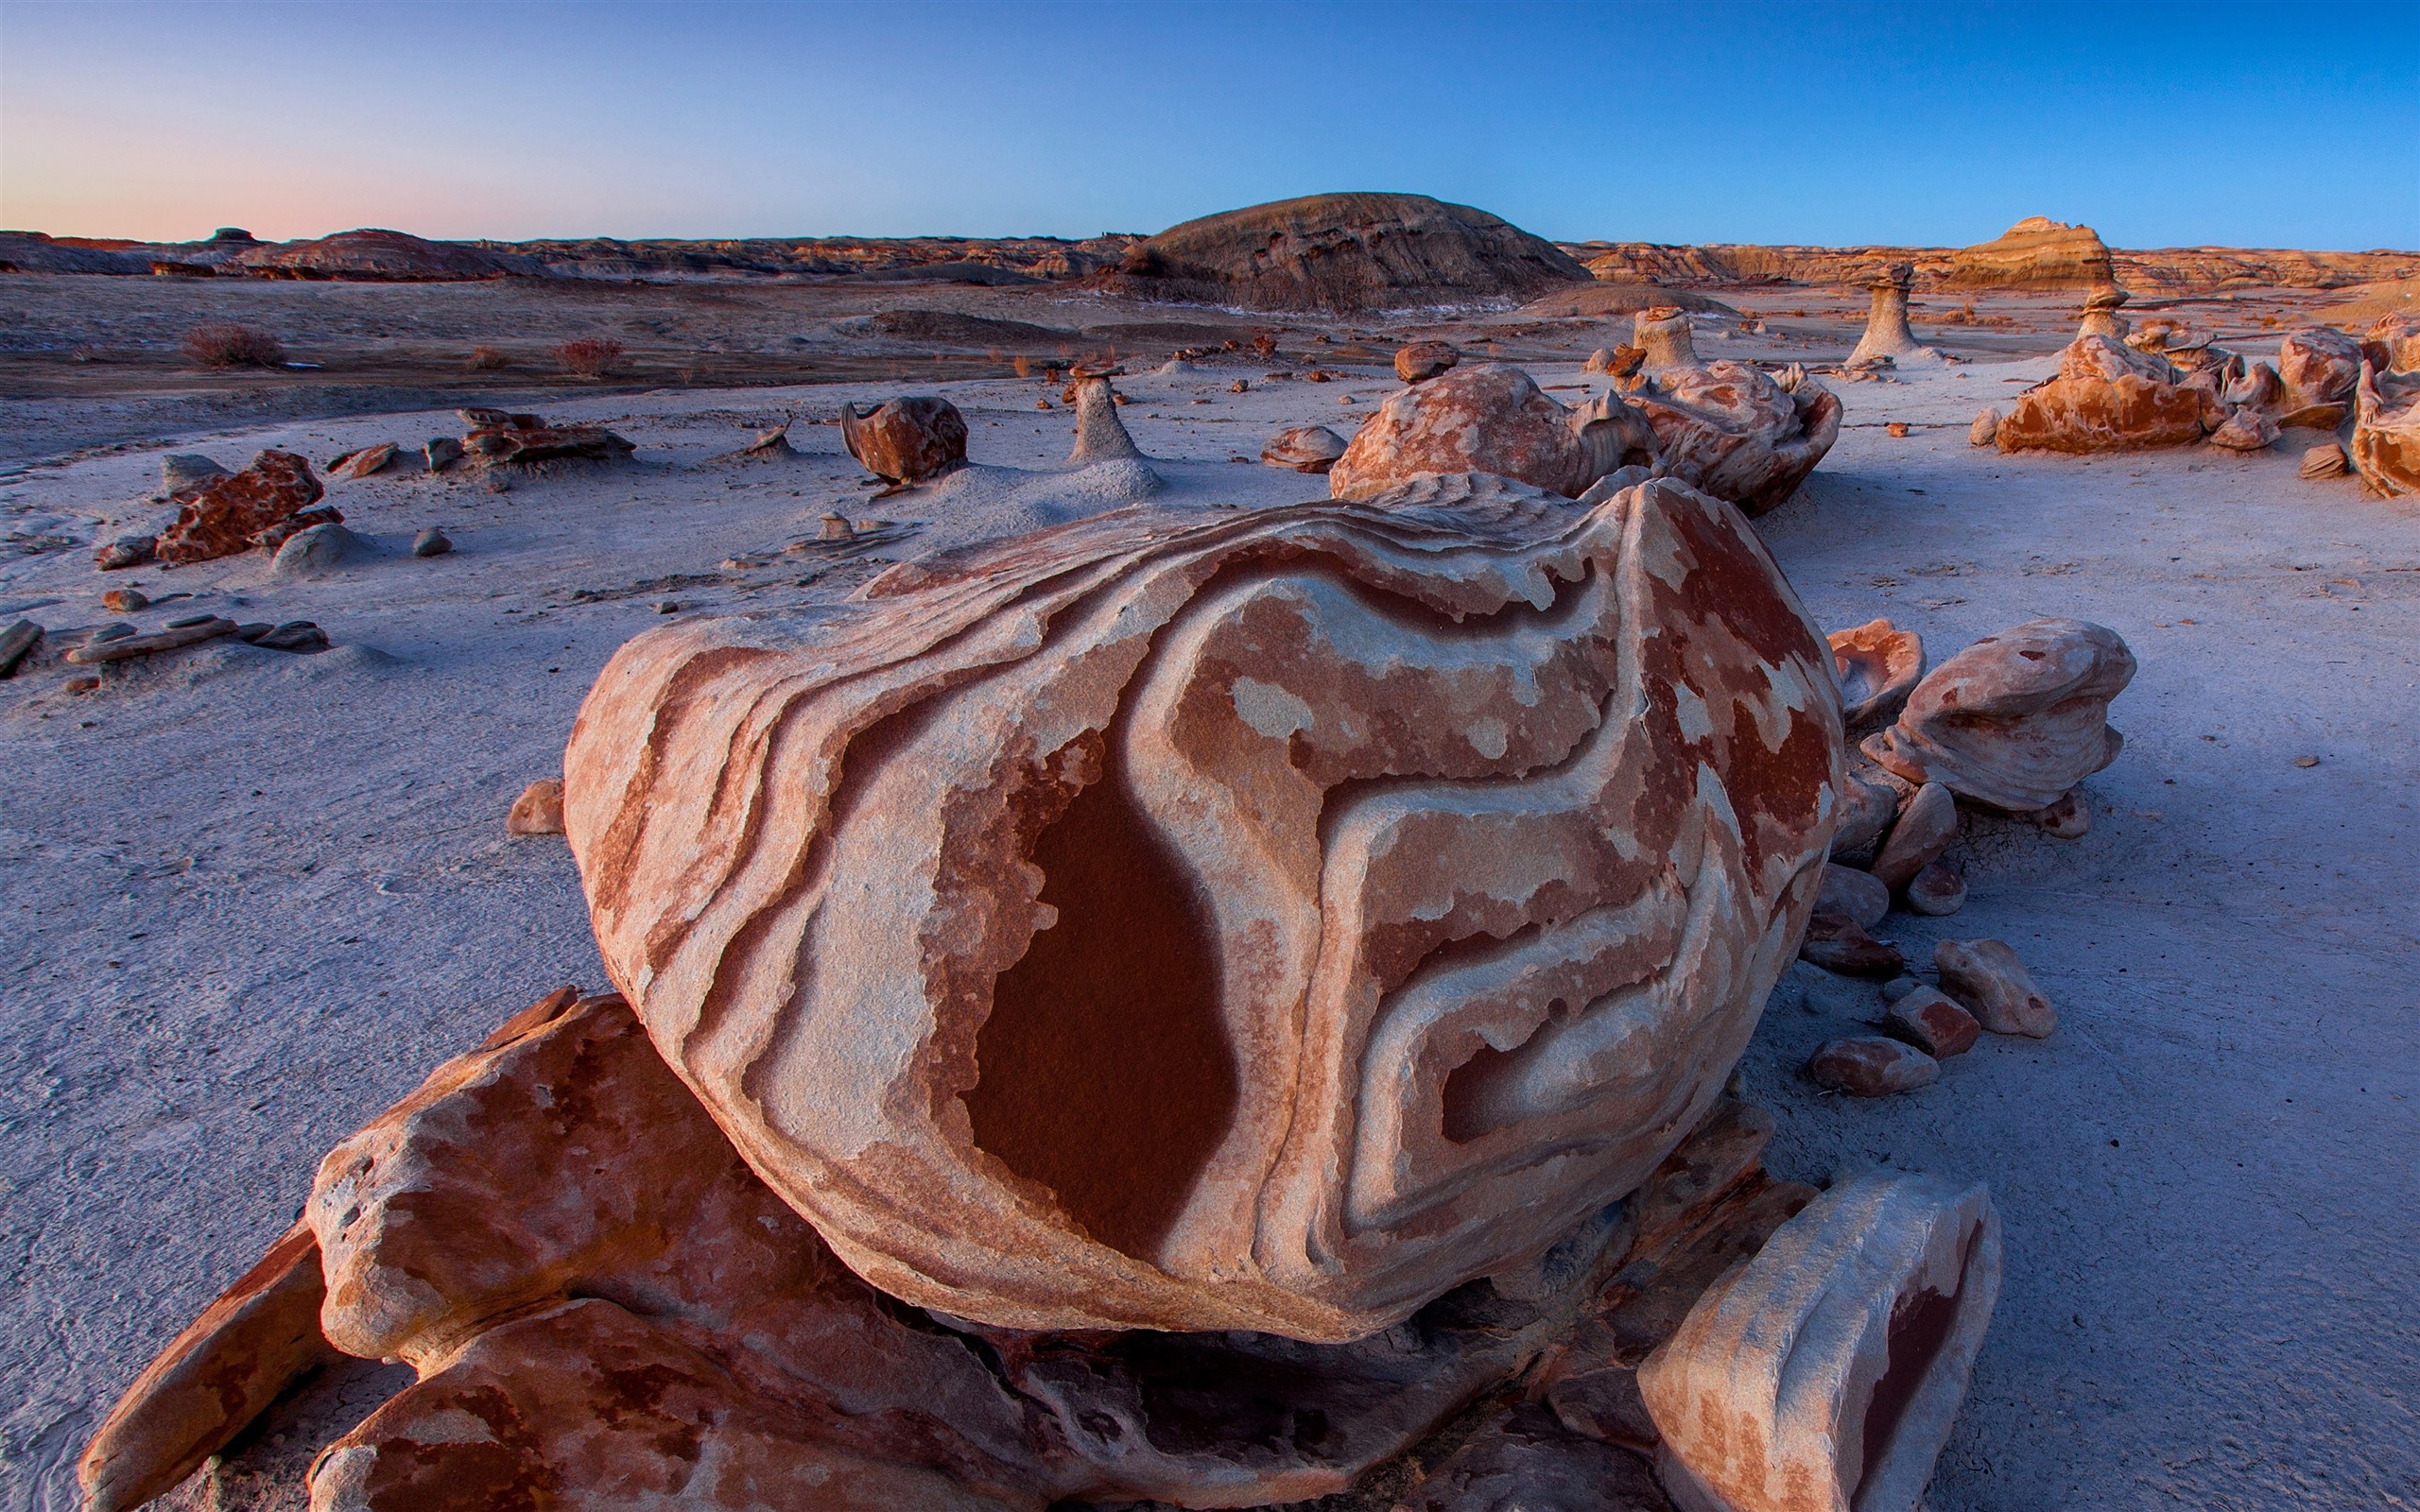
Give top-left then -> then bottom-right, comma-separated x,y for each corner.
1106,192 -> 1593,312
1938,215 -> 2115,291
233,228 -> 530,282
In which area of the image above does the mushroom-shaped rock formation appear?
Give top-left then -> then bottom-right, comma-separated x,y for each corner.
842,395 -> 970,483
2075,285 -> 2132,339
2275,326 -> 2364,430
1641,1174 -> 2001,1512
1105,193 -> 1590,313
1863,617 -> 2135,813
563,478 -> 1844,1340
1328,363 -> 1655,501
1261,424 -> 1350,472
1996,335 -> 2218,454
2351,361 -> 2420,496
1067,374 -> 1148,464
1632,306 -> 1703,374
1627,363 -> 1844,517
1847,263 -> 1935,367
1827,619 -> 1925,736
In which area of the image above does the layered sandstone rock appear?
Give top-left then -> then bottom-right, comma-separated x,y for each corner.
1864,618 -> 2134,813
2275,326 -> 2362,429
2350,361 -> 2420,496
1106,193 -> 1590,312
1847,263 -> 1933,366
2367,314 -> 2420,372
461,409 -> 638,467
2075,286 -> 2132,340
1996,335 -> 2215,455
1328,363 -> 1654,500
564,478 -> 1843,1339
1627,362 -> 1843,516
1633,307 -> 1703,374
153,449 -> 327,565
1827,619 -> 1923,735
841,394 -> 970,482
1641,1174 -> 2001,1512
1260,424 -> 1349,472
1942,216 -> 2115,291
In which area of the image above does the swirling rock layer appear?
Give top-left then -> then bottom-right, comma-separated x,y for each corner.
565,480 -> 1842,1339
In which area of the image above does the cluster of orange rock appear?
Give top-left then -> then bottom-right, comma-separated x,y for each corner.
1980,296 -> 2418,495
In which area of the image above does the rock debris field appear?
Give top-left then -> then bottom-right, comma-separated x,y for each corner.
0,269 -> 2414,1512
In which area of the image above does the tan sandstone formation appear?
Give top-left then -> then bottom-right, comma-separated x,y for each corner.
2275,326 -> 2363,429
1864,618 -> 2135,814
1261,424 -> 1350,472
1996,335 -> 2217,455
1847,263 -> 1933,367
2075,286 -> 2131,340
1827,619 -> 1923,736
1943,216 -> 2115,291
1067,374 -> 1148,464
2350,360 -> 2420,495
1641,1174 -> 2001,1512
1107,193 -> 1590,312
1328,363 -> 1655,500
841,394 -> 970,482
562,478 -> 1844,1340
1633,307 -> 1703,374
1627,359 -> 1844,517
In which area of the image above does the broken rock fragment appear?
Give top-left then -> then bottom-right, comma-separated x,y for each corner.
462,412 -> 639,468
1883,986 -> 1980,1058
1328,362 -> 1654,500
154,449 -> 326,565
1828,770 -> 1901,863
2299,442 -> 2350,480
1828,618 -> 1923,735
1870,781 -> 1955,892
1394,340 -> 1461,382
1864,617 -> 2134,813
2205,405 -> 2279,453
1905,858 -> 1966,917
327,442 -> 401,480
1807,1036 -> 1940,1096
1640,1173 -> 2001,1512
1969,407 -> 2000,446
506,778 -> 565,835
1260,423 -> 1349,472
1934,937 -> 2056,1038
837,394 -> 969,482
563,475 -> 1844,1338
1800,912 -> 1905,978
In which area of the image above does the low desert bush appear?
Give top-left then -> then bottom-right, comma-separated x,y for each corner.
466,344 -> 509,370
182,322 -> 284,368
555,337 -> 625,378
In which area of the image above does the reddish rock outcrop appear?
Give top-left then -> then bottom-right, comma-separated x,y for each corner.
2275,327 -> 2362,429
1329,363 -> 1654,500
1942,216 -> 2115,291
1260,424 -> 1349,472
563,478 -> 1842,1339
2350,361 -> 2420,496
1996,335 -> 2215,455
1627,362 -> 1843,516
1864,618 -> 2134,813
836,394 -> 969,482
1641,1175 -> 2001,1512
1828,619 -> 1924,735
153,449 -> 326,565
463,412 -> 638,467
327,443 -> 401,480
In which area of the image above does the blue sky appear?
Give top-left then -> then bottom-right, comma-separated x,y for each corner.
4,0 -> 2413,249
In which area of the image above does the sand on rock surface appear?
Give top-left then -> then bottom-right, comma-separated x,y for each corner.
0,283 -> 2413,1512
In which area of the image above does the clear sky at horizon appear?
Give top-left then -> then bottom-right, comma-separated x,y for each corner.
4,0 -> 2414,251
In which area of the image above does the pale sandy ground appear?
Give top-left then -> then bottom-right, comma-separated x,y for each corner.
0,342 -> 2413,1510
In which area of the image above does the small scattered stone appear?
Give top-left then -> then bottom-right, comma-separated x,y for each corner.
2027,788 -> 2091,838
1828,772 -> 1901,861
1882,986 -> 1980,1058
1816,862 -> 1889,930
1880,975 -> 1924,1002
90,623 -> 138,644
64,675 -> 100,694
162,454 -> 232,494
2294,754 -> 2320,769
1871,781 -> 1957,891
485,476 -> 511,494
1393,341 -> 1461,383
424,436 -> 464,472
64,617 -> 237,664
1260,425 -> 1350,473
0,619 -> 40,678
234,623 -> 274,643
412,528 -> 453,558
1906,859 -> 1967,916
656,601 -> 680,614
1807,1037 -> 1939,1096
2296,443 -> 2349,480
1970,408 -> 2001,446
95,535 -> 157,572
1230,379 -> 1249,393
1035,398 -> 1052,410
270,523 -> 367,580
253,621 -> 329,654
508,779 -> 566,836
327,443 -> 401,480
1886,421 -> 1910,438
1799,911 -> 1905,978
1935,938 -> 2056,1038
101,589 -> 149,612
